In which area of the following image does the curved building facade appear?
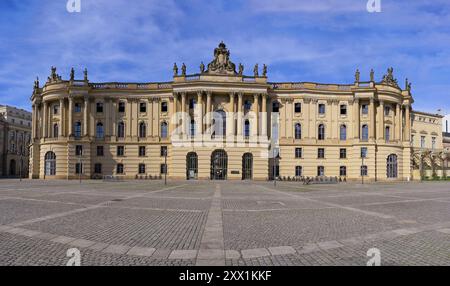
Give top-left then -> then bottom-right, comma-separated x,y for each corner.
29,43 -> 444,181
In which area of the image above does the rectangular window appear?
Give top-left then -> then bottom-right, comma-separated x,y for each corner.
361,165 -> 368,176
432,137 -> 436,149
139,146 -> 146,157
94,163 -> 102,174
295,166 -> 302,177
116,164 -> 124,174
140,102 -> 147,113
340,166 -> 347,177
74,103 -> 82,113
317,166 -> 325,176
97,146 -> 104,157
138,164 -> 146,174
318,104 -> 326,115
361,147 -> 368,158
96,102 -> 103,113
318,148 -> 325,159
161,102 -> 168,113
340,105 -> 347,115
384,106 -> 390,116
75,163 -> 83,174
75,145 -> 83,156
340,148 -> 347,159
295,103 -> 302,113
420,136 -> 425,148
361,104 -> 368,115
117,146 -> 124,156
118,101 -> 126,113
411,135 -> 414,145
189,99 -> 196,110
161,146 -> 168,157
295,148 -> 302,158
53,105 -> 59,115
160,164 -> 167,175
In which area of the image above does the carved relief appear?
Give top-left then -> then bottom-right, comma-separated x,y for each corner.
206,42 -> 236,75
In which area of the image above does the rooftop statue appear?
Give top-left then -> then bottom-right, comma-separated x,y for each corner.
173,63 -> 178,76
70,68 -> 75,81
200,62 -> 205,73
370,69 -> 374,82
381,67 -> 399,88
206,42 -> 236,75
355,69 -> 360,83
253,64 -> 259,77
84,68 -> 88,81
262,64 -> 267,77
238,63 -> 244,76
181,63 -> 186,76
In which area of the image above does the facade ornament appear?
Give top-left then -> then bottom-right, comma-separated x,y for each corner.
355,69 -> 360,83
70,68 -> 75,81
370,69 -> 374,82
34,77 -> 39,90
253,64 -> 259,77
173,63 -> 178,76
262,64 -> 267,77
206,42 -> 236,75
238,63 -> 244,76
200,62 -> 205,73
381,67 -> 399,88
181,63 -> 186,76
48,66 -> 62,83
84,68 -> 88,81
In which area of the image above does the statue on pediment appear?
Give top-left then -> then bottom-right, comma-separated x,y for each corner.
173,63 -> 178,76
238,63 -> 244,76
206,42 -> 236,75
381,67 -> 399,88
181,63 -> 186,76
370,69 -> 374,82
253,64 -> 259,77
355,69 -> 360,83
200,62 -> 205,73
262,64 -> 267,77
70,68 -> 75,81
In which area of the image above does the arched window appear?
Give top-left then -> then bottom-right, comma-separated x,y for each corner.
361,125 -> 369,141
387,154 -> 398,178
213,110 -> 226,137
318,124 -> 325,140
244,120 -> 250,138
117,122 -> 125,138
295,123 -> 302,139
139,122 -> 146,138
340,125 -> 347,141
74,122 -> 81,138
190,120 -> 196,136
45,151 -> 56,176
161,122 -> 168,138
53,124 -> 59,138
385,126 -> 390,142
96,122 -> 104,139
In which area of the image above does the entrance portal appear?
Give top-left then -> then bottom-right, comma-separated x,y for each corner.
210,149 -> 228,180
186,152 -> 198,180
242,153 -> 253,180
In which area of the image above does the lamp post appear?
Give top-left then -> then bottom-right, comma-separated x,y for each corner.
361,155 -> 365,185
164,148 -> 167,186
273,149 -> 281,187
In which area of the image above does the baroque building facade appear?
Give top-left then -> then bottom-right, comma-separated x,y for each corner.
29,43 -> 446,181
0,105 -> 32,178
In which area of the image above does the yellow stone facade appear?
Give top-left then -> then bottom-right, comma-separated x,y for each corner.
29,43 -> 444,181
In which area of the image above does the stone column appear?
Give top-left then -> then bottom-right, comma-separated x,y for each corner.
148,98 -> 153,137
68,96 -> 73,136
31,104 -> 36,139
227,92 -> 235,137
395,103 -> 400,141
369,98 -> 375,139
286,99 -> 293,138
206,92 -> 212,135
261,94 -> 267,137
126,99 -> 132,138
59,98 -> 65,137
379,100 -> 385,140
252,94 -> 259,137
83,95 -> 89,136
310,99 -> 317,139
304,99 -> 310,138
353,99 -> 360,139
181,92 -> 186,136
112,99 -> 117,137
398,105 -> 403,142
405,105 -> 411,142
237,92 -> 243,136
43,101 -> 48,138
197,91 -> 203,135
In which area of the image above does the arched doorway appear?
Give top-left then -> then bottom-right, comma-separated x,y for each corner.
9,160 -> 16,176
387,154 -> 398,178
186,152 -> 198,180
211,149 -> 228,180
242,153 -> 253,180
45,151 -> 56,176
212,110 -> 226,138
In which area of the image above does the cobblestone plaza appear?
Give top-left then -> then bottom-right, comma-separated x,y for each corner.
0,180 -> 449,266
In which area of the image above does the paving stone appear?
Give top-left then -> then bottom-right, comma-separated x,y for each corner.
241,248 -> 270,259
268,246 -> 296,256
68,239 -> 97,248
88,242 -> 109,251
127,246 -> 156,257
169,250 -> 198,260
103,244 -> 132,255
225,250 -> 241,259
50,236 -> 77,244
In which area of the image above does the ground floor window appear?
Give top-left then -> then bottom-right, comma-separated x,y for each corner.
387,154 -> 398,178
317,166 -> 324,176
295,166 -> 302,177
340,166 -> 347,176
75,163 -> 83,174
45,152 -> 56,176
295,148 -> 302,158
160,164 -> 167,175
94,163 -> 102,174
361,165 -> 368,176
117,164 -> 124,174
139,164 -> 146,174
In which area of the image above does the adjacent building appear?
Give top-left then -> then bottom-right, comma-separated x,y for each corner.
0,105 -> 32,178
29,42 -> 446,181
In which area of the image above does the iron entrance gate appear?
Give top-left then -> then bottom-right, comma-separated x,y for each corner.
186,152 -> 198,180
211,149 -> 228,180
387,154 -> 398,178
242,153 -> 253,180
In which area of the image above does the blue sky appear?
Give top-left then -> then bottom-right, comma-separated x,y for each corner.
0,0 -> 449,114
